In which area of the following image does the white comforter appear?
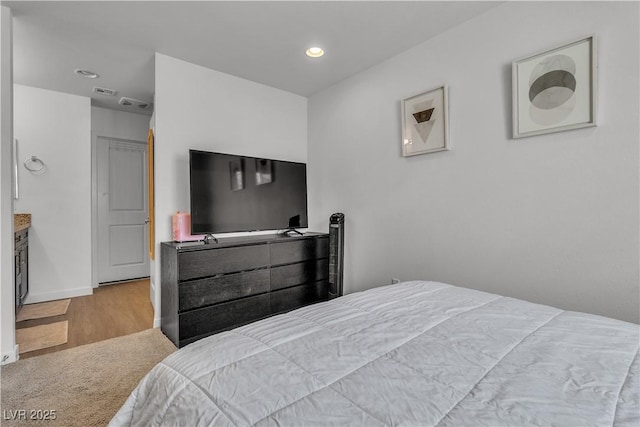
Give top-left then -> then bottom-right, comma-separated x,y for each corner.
110,281 -> 639,426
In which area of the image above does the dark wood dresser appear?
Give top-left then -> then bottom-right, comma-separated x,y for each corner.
160,232 -> 329,347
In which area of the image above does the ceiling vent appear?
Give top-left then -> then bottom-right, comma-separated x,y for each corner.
93,86 -> 117,96
119,97 -> 153,111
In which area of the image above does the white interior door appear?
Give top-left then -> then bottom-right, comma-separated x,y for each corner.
97,138 -> 149,284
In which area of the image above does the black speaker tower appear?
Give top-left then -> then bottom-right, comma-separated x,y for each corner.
328,213 -> 345,299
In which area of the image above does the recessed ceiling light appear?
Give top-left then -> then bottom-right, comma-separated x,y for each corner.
74,69 -> 99,79
305,47 -> 325,58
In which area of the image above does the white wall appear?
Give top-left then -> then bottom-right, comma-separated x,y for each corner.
91,106 -> 149,141
308,1 -> 639,323
153,53 -> 308,324
148,111 -> 155,312
13,85 -> 92,303
0,6 -> 16,364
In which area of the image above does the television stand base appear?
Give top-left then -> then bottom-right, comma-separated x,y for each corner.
204,234 -> 219,244
279,228 -> 304,236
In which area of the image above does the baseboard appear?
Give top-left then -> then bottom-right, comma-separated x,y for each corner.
24,286 -> 93,304
149,279 -> 156,310
1,345 -> 19,365
150,279 -> 161,328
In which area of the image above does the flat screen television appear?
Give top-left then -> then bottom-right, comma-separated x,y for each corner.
189,150 -> 308,234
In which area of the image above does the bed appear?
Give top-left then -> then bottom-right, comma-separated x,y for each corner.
110,281 -> 639,426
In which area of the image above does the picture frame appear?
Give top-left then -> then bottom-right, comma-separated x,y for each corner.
401,85 -> 449,157
512,35 -> 596,139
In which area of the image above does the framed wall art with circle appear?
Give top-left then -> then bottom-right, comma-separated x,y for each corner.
512,35 -> 596,139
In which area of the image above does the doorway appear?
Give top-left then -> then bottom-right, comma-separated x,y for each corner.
95,137 -> 149,284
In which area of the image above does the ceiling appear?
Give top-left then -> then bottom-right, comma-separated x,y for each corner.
3,1 -> 501,115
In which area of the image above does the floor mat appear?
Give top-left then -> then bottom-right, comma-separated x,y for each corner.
16,321 -> 69,354
16,299 -> 70,322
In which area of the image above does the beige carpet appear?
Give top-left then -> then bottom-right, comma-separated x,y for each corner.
16,321 -> 68,354
1,328 -> 176,427
16,299 -> 70,322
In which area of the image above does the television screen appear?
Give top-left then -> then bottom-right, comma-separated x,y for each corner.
189,150 -> 308,234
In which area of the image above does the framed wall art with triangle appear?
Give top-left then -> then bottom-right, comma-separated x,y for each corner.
401,85 -> 449,157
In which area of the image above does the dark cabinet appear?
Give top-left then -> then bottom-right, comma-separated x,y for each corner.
161,233 -> 329,347
15,229 -> 29,309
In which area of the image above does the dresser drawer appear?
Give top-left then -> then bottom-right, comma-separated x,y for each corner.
270,280 -> 328,315
270,258 -> 328,291
15,229 -> 28,244
179,293 -> 271,339
270,237 -> 329,265
179,269 -> 270,312
178,245 -> 269,280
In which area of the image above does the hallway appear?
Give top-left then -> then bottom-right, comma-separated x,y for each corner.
16,279 -> 153,359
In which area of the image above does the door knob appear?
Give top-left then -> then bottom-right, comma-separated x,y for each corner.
144,217 -> 150,224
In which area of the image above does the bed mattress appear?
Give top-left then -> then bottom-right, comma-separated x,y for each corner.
110,281 -> 639,426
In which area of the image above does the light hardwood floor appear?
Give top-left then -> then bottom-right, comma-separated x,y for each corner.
16,279 -> 154,359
